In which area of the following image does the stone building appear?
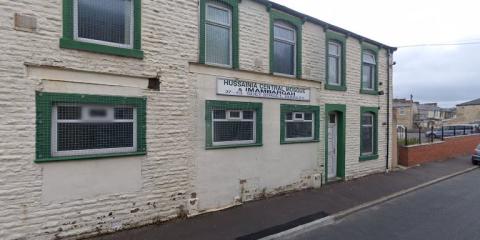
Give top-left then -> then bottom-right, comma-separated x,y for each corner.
451,98 -> 480,124
0,0 -> 395,239
393,98 -> 419,129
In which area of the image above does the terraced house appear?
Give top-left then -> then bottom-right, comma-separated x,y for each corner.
0,0 -> 396,239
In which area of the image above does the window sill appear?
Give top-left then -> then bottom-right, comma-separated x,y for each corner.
281,139 -> 320,145
359,154 -> 379,161
35,151 -> 146,163
60,38 -> 144,59
325,84 -> 347,91
206,143 -> 263,150
360,89 -> 379,95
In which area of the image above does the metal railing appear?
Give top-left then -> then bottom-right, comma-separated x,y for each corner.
399,125 -> 479,146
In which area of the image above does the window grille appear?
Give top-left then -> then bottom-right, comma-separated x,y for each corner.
212,109 -> 256,145
52,104 -> 137,157
285,112 -> 314,141
74,0 -> 134,48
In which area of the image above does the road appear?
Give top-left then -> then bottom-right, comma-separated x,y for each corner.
289,169 -> 480,240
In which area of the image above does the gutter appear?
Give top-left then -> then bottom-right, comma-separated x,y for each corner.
386,50 -> 392,171
251,0 -> 398,52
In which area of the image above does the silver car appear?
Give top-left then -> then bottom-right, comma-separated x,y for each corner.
473,144 -> 480,165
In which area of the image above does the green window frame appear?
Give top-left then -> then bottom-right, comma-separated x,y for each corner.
35,92 -> 147,163
199,0 -> 239,69
269,10 -> 303,79
325,31 -> 347,91
280,104 -> 320,144
205,100 -> 262,149
359,106 -> 379,161
360,43 -> 380,95
60,0 -> 143,59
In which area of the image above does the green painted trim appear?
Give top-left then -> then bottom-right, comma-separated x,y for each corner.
35,92 -> 147,163
34,152 -> 147,163
359,106 -> 379,161
360,42 -> 379,94
60,0 -> 143,59
205,100 -> 262,149
199,0 -> 239,69
269,10 -> 303,79
324,104 -> 346,181
325,31 -> 347,91
280,104 -> 320,144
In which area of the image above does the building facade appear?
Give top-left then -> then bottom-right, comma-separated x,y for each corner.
449,98 -> 480,124
0,0 -> 395,239
393,98 -> 419,129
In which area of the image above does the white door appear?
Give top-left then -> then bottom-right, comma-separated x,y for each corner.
327,113 -> 338,179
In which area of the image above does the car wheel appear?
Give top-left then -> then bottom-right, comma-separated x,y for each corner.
472,159 -> 478,165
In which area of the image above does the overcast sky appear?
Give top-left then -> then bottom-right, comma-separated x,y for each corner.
271,0 -> 480,107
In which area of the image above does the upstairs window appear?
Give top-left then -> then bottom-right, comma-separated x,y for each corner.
75,0 -> 134,48
205,2 -> 232,66
362,51 -> 377,91
327,41 -> 342,86
60,0 -> 143,58
273,21 -> 296,76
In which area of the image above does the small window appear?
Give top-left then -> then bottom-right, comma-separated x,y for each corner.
362,51 -> 376,91
361,112 -> 374,155
281,104 -> 319,144
212,109 -> 256,146
205,2 -> 232,66
285,112 -> 314,141
328,41 -> 342,86
74,0 -> 134,48
273,21 -> 296,76
52,104 -> 137,157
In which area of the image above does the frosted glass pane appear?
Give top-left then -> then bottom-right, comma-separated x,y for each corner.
328,42 -> 340,56
328,57 -> 339,84
206,24 -> 230,65
273,40 -> 295,75
77,0 -> 132,45
274,25 -> 295,42
363,52 -> 376,64
207,5 -> 230,25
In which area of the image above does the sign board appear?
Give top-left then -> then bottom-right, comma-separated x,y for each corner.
217,78 -> 310,101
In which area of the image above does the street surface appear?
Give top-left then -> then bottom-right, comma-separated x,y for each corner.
291,169 -> 480,240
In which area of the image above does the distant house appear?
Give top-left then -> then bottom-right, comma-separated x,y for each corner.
416,103 -> 442,128
393,99 -> 419,129
450,98 -> 480,124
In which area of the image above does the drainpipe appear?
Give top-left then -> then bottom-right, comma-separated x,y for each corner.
386,50 -> 392,171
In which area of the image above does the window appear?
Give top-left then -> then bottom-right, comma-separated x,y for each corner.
60,0 -> 143,58
328,41 -> 342,86
199,0 -> 239,68
269,10 -> 302,78
360,107 -> 378,161
205,2 -> 232,66
35,92 -> 146,162
273,21 -> 296,76
206,100 -> 262,149
52,105 -> 136,157
360,43 -> 380,94
399,108 -> 406,115
280,104 -> 320,144
212,110 -> 255,145
362,51 -> 376,90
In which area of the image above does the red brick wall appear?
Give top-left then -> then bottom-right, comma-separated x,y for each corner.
399,134 -> 480,166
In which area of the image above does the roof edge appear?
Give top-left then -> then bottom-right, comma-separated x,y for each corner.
252,0 -> 397,52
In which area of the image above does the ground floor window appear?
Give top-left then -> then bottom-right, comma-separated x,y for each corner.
280,104 -> 320,144
360,107 -> 379,161
206,100 -> 262,149
36,92 -> 146,162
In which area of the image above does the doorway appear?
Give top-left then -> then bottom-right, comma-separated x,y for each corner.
325,104 -> 346,182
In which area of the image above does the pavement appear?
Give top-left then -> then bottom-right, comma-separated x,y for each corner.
291,168 -> 480,240
88,156 -> 475,240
